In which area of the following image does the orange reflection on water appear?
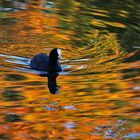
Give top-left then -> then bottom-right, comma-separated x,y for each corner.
0,0 -> 140,139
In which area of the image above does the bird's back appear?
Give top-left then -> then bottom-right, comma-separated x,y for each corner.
30,53 -> 49,71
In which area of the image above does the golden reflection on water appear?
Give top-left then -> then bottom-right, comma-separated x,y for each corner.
0,0 -> 140,139
0,59 -> 140,139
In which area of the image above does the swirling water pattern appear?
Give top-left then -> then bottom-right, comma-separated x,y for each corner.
0,0 -> 140,139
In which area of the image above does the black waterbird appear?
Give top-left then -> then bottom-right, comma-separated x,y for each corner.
30,48 -> 62,72
30,48 -> 62,94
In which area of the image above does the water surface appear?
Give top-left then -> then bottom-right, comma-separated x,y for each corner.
0,0 -> 140,139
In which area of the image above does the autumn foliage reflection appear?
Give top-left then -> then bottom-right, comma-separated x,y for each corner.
0,0 -> 140,139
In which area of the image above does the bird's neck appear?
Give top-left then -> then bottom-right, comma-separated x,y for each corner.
49,58 -> 58,64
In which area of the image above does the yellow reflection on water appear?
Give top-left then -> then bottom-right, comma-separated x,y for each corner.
0,0 -> 140,139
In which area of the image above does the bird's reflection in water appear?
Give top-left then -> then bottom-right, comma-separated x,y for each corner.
40,72 -> 60,94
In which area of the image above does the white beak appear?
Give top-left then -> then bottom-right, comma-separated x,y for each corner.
57,49 -> 62,60
58,55 -> 62,60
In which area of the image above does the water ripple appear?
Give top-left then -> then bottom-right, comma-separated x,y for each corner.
0,53 -> 89,75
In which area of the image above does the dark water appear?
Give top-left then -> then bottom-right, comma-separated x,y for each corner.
0,0 -> 140,139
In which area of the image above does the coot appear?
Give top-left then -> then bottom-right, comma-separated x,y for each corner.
30,48 -> 62,72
